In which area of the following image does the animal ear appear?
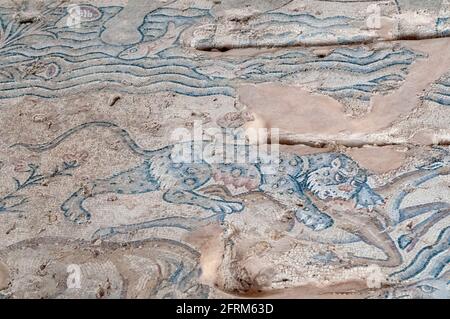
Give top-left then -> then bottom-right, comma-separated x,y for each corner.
331,157 -> 341,168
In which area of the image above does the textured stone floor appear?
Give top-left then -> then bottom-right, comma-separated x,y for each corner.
0,0 -> 449,299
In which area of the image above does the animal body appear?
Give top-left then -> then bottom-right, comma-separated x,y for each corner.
12,121 -> 383,232
118,22 -> 186,60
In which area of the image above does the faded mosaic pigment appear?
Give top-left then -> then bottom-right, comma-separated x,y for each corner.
0,0 -> 449,299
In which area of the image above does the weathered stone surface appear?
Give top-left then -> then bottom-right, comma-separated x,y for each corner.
0,0 -> 449,299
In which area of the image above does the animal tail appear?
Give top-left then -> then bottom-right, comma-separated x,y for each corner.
10,121 -> 166,157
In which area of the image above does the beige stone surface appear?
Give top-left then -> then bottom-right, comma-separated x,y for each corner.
0,0 -> 448,299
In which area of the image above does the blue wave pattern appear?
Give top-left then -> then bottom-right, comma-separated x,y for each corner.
0,5 -> 423,105
425,73 -> 450,107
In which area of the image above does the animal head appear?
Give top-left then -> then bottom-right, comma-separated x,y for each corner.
306,155 -> 369,201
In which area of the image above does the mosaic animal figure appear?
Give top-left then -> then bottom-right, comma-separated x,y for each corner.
390,226 -> 450,282
12,121 -> 383,232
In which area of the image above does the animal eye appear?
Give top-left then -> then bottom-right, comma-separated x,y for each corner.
418,285 -> 436,293
129,47 -> 138,53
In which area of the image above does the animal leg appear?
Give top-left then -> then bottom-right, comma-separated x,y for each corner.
163,188 -> 244,215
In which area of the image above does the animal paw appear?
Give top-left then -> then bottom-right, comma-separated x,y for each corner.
295,210 -> 333,231
206,201 -> 244,214
61,196 -> 91,224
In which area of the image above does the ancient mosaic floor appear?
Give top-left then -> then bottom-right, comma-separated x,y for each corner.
0,0 -> 449,299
